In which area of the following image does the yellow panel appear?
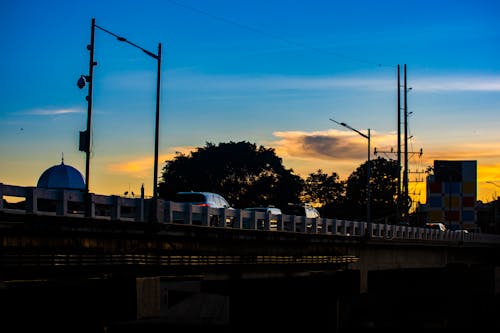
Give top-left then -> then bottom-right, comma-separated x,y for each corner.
428,210 -> 443,222
443,196 -> 460,209
462,181 -> 475,194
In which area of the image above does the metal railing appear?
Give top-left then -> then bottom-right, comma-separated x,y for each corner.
2,183 -> 500,244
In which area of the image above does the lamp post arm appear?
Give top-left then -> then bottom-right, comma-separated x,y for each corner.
330,117 -> 371,224
345,124 -> 369,139
95,24 -> 159,59
329,118 -> 368,139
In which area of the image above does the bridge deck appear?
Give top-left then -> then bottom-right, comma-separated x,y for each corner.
1,183 -> 500,281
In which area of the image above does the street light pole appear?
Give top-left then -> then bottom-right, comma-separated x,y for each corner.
77,18 -> 96,217
330,118 -> 371,224
85,19 -> 96,196
403,64 -> 409,223
152,42 -> 162,223
79,18 -> 162,222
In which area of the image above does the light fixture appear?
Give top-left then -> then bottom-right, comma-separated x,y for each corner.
77,75 -> 86,89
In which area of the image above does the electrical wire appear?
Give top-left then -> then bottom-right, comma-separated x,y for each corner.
165,0 -> 395,68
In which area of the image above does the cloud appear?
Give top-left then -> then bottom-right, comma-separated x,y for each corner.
168,71 -> 500,93
419,141 -> 500,166
270,129 -> 395,161
104,70 -> 500,94
107,156 -> 153,177
25,108 -> 83,116
174,73 -> 397,93
102,129 -> 500,200
106,145 -> 197,176
412,76 -> 500,92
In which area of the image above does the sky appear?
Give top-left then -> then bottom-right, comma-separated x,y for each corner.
1,0 -> 500,208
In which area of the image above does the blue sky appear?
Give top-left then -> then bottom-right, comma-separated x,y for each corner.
1,0 -> 500,206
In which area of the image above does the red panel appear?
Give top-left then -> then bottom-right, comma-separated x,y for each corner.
444,210 -> 459,221
462,196 -> 475,207
429,182 -> 442,194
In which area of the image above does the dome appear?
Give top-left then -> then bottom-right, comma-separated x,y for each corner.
37,160 -> 85,190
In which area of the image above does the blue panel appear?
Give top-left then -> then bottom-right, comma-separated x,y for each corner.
461,161 -> 477,181
462,210 -> 475,221
429,196 -> 442,208
443,182 -> 460,194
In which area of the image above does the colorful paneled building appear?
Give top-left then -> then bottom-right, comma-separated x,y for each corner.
426,160 -> 477,230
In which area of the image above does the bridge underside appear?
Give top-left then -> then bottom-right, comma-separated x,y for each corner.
1,212 -> 499,331
0,211 -> 357,281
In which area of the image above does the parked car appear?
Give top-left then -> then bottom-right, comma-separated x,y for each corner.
282,203 -> 320,219
172,191 -> 231,225
282,203 -> 321,233
244,206 -> 282,216
243,206 -> 282,230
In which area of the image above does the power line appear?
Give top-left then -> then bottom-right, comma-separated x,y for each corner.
165,0 -> 394,68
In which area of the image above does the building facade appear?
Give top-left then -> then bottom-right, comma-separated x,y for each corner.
426,160 -> 477,231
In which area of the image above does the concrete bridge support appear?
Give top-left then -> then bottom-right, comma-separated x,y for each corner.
136,277 -> 160,319
2,266 -> 499,332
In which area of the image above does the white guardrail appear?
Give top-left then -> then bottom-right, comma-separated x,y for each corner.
1,183 -> 500,244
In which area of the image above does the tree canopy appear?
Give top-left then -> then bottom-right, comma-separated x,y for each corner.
343,157 -> 399,222
302,169 -> 344,207
159,141 -> 400,223
158,141 -> 303,209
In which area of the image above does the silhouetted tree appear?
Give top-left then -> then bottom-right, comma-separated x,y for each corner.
302,169 -> 345,219
344,157 -> 399,223
303,169 -> 344,205
158,141 -> 303,209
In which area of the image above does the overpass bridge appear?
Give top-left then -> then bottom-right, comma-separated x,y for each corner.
1,183 -> 500,330
2,182 -> 499,282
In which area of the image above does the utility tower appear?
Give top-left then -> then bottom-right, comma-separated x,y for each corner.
374,64 -> 423,223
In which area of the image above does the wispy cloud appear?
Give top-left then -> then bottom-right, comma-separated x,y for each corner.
174,74 -> 393,92
25,108 -> 83,116
412,76 -> 500,92
175,72 -> 500,93
104,70 -> 500,94
106,146 -> 197,176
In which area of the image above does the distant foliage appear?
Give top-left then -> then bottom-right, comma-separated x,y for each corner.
302,169 -> 344,207
159,142 -> 400,222
158,141 -> 303,209
343,157 -> 399,222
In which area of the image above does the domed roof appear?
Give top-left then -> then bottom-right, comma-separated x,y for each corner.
37,160 -> 85,190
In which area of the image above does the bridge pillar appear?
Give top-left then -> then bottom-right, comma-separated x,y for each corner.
25,187 -> 38,214
111,195 -> 121,220
57,190 -> 68,215
495,266 -> 500,295
136,277 -> 161,319
159,279 -> 230,325
359,268 -> 369,294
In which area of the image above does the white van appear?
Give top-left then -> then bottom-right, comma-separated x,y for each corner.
283,203 -> 320,219
282,203 -> 321,233
172,191 -> 231,225
424,222 -> 447,232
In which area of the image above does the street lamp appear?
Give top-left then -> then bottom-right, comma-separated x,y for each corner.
78,18 -> 162,222
330,118 -> 371,224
